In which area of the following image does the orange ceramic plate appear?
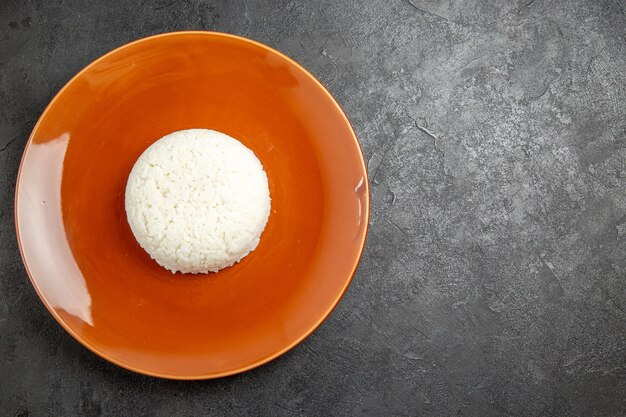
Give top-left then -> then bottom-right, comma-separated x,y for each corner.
14,32 -> 369,379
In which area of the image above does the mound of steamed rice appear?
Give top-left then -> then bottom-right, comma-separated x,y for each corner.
125,129 -> 271,274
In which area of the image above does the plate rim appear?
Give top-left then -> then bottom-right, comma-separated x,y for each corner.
14,30 -> 370,380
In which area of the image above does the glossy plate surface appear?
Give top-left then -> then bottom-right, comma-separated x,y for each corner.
15,32 -> 369,379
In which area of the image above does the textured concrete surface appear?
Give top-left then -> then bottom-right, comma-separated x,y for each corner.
1,0 -> 625,415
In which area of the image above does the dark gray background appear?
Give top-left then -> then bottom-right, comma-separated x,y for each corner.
1,0 -> 625,416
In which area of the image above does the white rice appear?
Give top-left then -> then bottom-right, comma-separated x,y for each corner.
125,129 -> 271,274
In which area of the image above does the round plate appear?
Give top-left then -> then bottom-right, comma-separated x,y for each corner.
15,32 -> 369,379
